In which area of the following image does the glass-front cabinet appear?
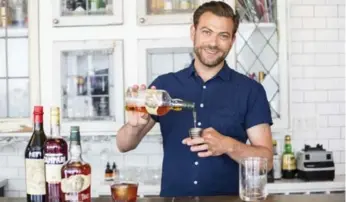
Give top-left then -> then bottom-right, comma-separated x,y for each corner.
137,0 -> 235,25
0,0 -> 40,134
51,0 -> 123,27
49,40 -> 124,134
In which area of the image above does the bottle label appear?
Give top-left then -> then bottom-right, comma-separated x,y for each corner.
61,174 -> 91,193
45,164 -> 63,183
145,89 -> 161,115
273,155 -> 282,179
282,154 -> 296,170
25,159 -> 46,195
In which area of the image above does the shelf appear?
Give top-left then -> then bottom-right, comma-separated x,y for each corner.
97,175 -> 345,197
0,27 -> 28,38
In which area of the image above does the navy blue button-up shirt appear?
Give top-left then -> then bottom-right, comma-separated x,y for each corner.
149,60 -> 273,197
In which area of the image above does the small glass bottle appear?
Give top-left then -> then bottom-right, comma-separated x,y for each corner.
282,135 -> 296,179
104,162 -> 113,181
112,162 -> 119,180
125,88 -> 195,116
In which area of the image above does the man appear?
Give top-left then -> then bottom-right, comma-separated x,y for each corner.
116,1 -> 273,197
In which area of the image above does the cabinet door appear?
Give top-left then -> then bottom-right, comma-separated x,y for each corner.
0,0 -> 40,135
137,0 -> 235,25
234,0 -> 288,130
49,40 -> 124,135
51,0 -> 123,27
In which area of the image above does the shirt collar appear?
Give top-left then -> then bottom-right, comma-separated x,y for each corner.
187,59 -> 232,81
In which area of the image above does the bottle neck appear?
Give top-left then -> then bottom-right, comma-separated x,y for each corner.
285,142 -> 292,153
50,116 -> 61,138
70,141 -> 82,161
171,99 -> 195,110
33,114 -> 44,132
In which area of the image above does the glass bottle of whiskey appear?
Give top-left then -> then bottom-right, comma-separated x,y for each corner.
125,88 -> 195,116
25,106 -> 47,202
282,135 -> 296,179
43,107 -> 68,202
61,126 -> 91,202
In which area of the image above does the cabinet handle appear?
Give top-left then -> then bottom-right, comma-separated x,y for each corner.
53,19 -> 59,24
139,17 -> 146,24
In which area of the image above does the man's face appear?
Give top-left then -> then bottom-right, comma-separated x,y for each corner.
191,11 -> 236,68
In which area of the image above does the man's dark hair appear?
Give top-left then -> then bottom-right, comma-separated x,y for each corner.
193,1 -> 240,36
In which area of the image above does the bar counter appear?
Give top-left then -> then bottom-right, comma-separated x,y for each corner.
0,193 -> 345,202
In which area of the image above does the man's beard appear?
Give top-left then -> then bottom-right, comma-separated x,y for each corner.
193,44 -> 229,68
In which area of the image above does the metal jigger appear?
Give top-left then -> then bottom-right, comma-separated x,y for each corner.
189,127 -> 203,139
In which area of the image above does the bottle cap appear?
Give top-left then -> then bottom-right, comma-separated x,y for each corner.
71,126 -> 80,132
33,106 -> 44,115
50,106 -> 60,115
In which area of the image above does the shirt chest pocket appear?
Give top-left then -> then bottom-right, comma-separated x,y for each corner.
208,108 -> 245,138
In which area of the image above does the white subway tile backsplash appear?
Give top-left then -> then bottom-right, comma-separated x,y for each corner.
291,91 -> 304,102
325,0 -> 345,5
315,30 -> 339,41
292,103 -> 317,116
317,103 -> 341,115
340,151 -> 345,163
338,4 -> 345,16
124,154 -> 148,167
318,115 -> 329,127
291,5 -> 314,17
292,78 -> 315,90
291,29 -> 315,41
327,17 -> 345,28
335,163 -> 345,175
329,139 -> 345,151
302,0 -> 325,4
317,127 -> 341,139
0,155 -> 7,167
291,54 -> 315,66
290,66 -> 304,78
6,179 -> 25,191
328,115 -> 345,127
304,91 -> 328,102
289,18 -> 303,28
315,78 -> 345,90
0,168 -> 18,179
148,155 -> 163,167
304,67 -> 344,78
314,6 -> 338,17
333,151 -> 341,163
303,18 -> 326,28
314,54 -> 339,65
328,91 -> 346,102
7,156 -> 24,167
291,42 -> 303,53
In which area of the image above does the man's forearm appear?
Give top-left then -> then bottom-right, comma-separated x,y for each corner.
116,123 -> 146,152
222,137 -> 273,170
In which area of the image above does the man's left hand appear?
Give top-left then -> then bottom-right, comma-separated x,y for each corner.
182,127 -> 229,158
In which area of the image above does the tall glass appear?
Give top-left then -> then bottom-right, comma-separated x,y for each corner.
239,157 -> 268,201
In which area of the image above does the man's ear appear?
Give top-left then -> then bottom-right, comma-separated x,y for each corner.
190,24 -> 196,41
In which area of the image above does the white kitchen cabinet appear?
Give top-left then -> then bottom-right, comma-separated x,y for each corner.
137,0 -> 235,25
51,0 -> 123,27
0,0 -> 40,135
44,40 -> 125,135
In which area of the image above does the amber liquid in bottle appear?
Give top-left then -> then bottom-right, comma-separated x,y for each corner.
61,126 -> 91,202
25,106 -> 47,202
44,107 -> 68,202
125,105 -> 184,116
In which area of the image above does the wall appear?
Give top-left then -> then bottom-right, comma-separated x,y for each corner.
0,0 -> 345,197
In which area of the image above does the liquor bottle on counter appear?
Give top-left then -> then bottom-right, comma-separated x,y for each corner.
25,106 -> 47,202
125,88 -> 195,116
282,135 -> 296,179
104,162 -> 113,181
112,162 -> 119,180
61,126 -> 91,202
273,139 -> 282,180
43,107 -> 68,202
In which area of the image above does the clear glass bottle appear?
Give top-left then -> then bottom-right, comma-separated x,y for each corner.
125,88 -> 195,116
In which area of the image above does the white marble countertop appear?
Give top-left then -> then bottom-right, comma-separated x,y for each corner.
97,175 -> 345,197
0,179 -> 7,189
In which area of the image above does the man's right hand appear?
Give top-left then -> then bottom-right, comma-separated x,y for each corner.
127,84 -> 156,127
